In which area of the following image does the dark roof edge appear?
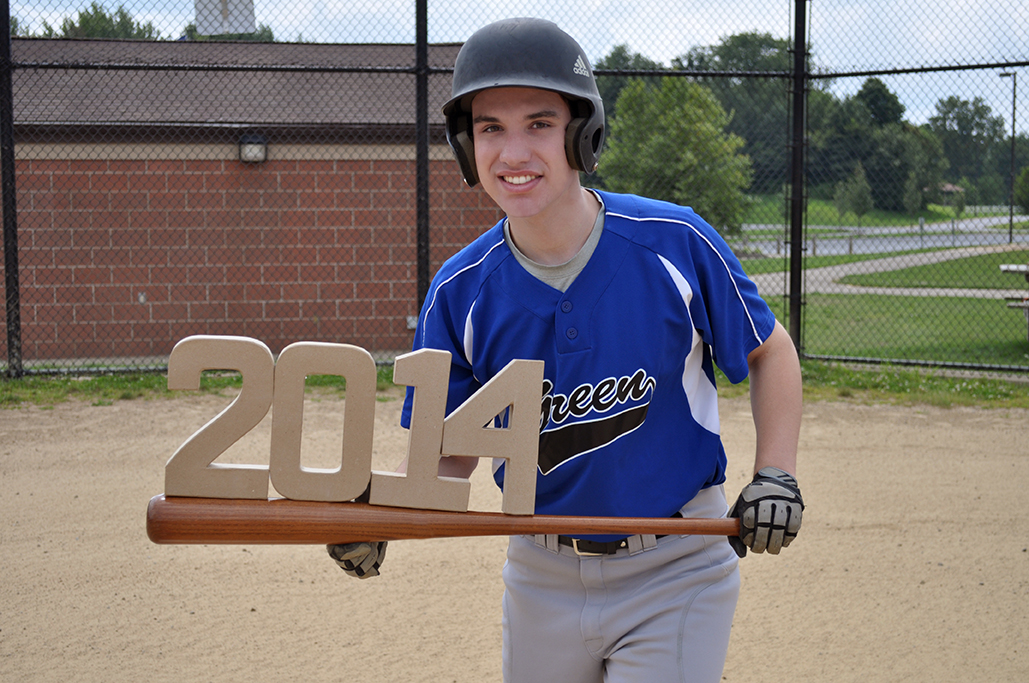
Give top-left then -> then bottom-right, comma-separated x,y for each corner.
15,122 -> 448,145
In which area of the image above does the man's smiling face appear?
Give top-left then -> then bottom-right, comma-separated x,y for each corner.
470,87 -> 581,223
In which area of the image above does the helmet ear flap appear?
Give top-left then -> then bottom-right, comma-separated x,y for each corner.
446,112 -> 479,187
564,116 -> 604,174
564,117 -> 589,171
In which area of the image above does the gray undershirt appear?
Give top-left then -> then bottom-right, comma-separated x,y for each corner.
503,192 -> 606,293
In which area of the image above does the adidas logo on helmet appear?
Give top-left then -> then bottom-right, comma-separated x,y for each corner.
572,55 -> 590,77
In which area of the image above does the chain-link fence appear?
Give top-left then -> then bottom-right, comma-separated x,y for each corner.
798,1 -> 1029,371
2,1 -> 1027,376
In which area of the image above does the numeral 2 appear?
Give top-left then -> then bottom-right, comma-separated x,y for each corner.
166,336 -> 274,499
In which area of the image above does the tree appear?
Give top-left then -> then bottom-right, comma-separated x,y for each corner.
848,162 -> 874,225
807,92 -> 875,198
975,172 -> 1006,205
834,163 -> 873,226
928,96 -> 1005,182
1014,167 -> 1029,215
807,81 -> 952,214
862,123 -> 909,211
951,185 -> 966,220
862,121 -> 948,212
673,32 -> 792,194
593,45 -> 663,127
902,171 -> 923,216
11,17 -> 30,36
956,176 -> 980,214
855,78 -> 905,127
600,77 -> 752,234
41,2 -> 160,39
833,180 -> 852,223
905,124 -> 949,207
676,31 -> 790,74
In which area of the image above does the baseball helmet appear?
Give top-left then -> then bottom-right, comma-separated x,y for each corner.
442,17 -> 606,187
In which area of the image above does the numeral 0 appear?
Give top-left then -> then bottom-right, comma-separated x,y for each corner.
165,335 -> 543,515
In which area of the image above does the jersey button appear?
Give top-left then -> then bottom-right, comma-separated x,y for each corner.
566,327 -> 578,339
560,301 -> 573,313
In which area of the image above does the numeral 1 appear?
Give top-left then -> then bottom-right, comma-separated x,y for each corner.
370,349 -> 471,512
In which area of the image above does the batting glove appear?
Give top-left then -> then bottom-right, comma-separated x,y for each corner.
327,541 -> 388,579
728,466 -> 804,558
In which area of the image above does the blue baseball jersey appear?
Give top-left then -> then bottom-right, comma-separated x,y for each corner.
401,191 -> 776,534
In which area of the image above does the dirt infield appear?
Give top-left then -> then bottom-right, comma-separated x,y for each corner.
2,388 -> 1027,682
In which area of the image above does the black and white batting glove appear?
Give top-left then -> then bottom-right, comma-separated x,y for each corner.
728,466 -> 804,558
327,541 -> 388,579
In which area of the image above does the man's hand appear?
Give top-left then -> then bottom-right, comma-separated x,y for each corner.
327,541 -> 388,579
728,467 -> 804,558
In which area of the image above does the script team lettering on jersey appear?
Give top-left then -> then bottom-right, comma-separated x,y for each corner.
537,369 -> 657,475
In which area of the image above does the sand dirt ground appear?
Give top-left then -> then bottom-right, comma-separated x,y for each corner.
2,387 -> 1027,682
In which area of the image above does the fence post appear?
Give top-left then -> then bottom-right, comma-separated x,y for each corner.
415,0 -> 430,310
787,0 -> 808,350
0,0 -> 23,378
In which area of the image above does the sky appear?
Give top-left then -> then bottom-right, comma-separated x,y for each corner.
11,0 -> 1028,129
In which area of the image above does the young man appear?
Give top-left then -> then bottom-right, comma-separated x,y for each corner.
330,17 -> 804,682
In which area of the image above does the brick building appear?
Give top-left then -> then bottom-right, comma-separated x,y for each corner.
8,38 -> 503,367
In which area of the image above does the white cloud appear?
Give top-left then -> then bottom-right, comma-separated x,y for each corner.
809,0 -> 1025,71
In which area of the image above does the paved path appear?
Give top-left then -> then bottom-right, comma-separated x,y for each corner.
750,243 -> 1029,299
743,213 -> 1029,234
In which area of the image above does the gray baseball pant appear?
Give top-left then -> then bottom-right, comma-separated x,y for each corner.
501,486 -> 740,683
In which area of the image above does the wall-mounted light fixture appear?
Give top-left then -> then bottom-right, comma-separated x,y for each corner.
239,133 -> 268,163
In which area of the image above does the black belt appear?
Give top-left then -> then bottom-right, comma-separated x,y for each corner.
556,511 -> 683,556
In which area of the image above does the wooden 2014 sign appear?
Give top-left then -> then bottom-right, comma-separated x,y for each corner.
165,335 -> 544,516
149,335 -> 740,545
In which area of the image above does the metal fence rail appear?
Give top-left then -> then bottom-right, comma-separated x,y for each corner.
2,0 -> 1027,376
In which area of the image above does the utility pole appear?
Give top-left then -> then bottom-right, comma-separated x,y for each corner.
999,72 -> 1017,244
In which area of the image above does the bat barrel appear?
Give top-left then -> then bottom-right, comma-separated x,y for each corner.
146,495 -> 740,545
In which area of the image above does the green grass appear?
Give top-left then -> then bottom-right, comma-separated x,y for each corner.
0,373 -> 172,408
797,361 -> 1028,408
766,293 -> 1029,368
838,249 -> 1029,289
2,358 -> 1026,411
714,360 -> 1029,408
737,243 -> 1029,370
0,365 -> 399,409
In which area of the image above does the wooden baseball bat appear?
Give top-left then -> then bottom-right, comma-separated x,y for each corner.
146,494 -> 739,544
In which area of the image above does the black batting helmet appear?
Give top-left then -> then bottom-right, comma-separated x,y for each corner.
442,17 -> 606,187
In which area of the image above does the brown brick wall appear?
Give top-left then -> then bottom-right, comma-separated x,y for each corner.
8,150 -> 503,364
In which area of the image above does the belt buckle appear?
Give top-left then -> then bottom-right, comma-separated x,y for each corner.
571,538 -> 606,557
